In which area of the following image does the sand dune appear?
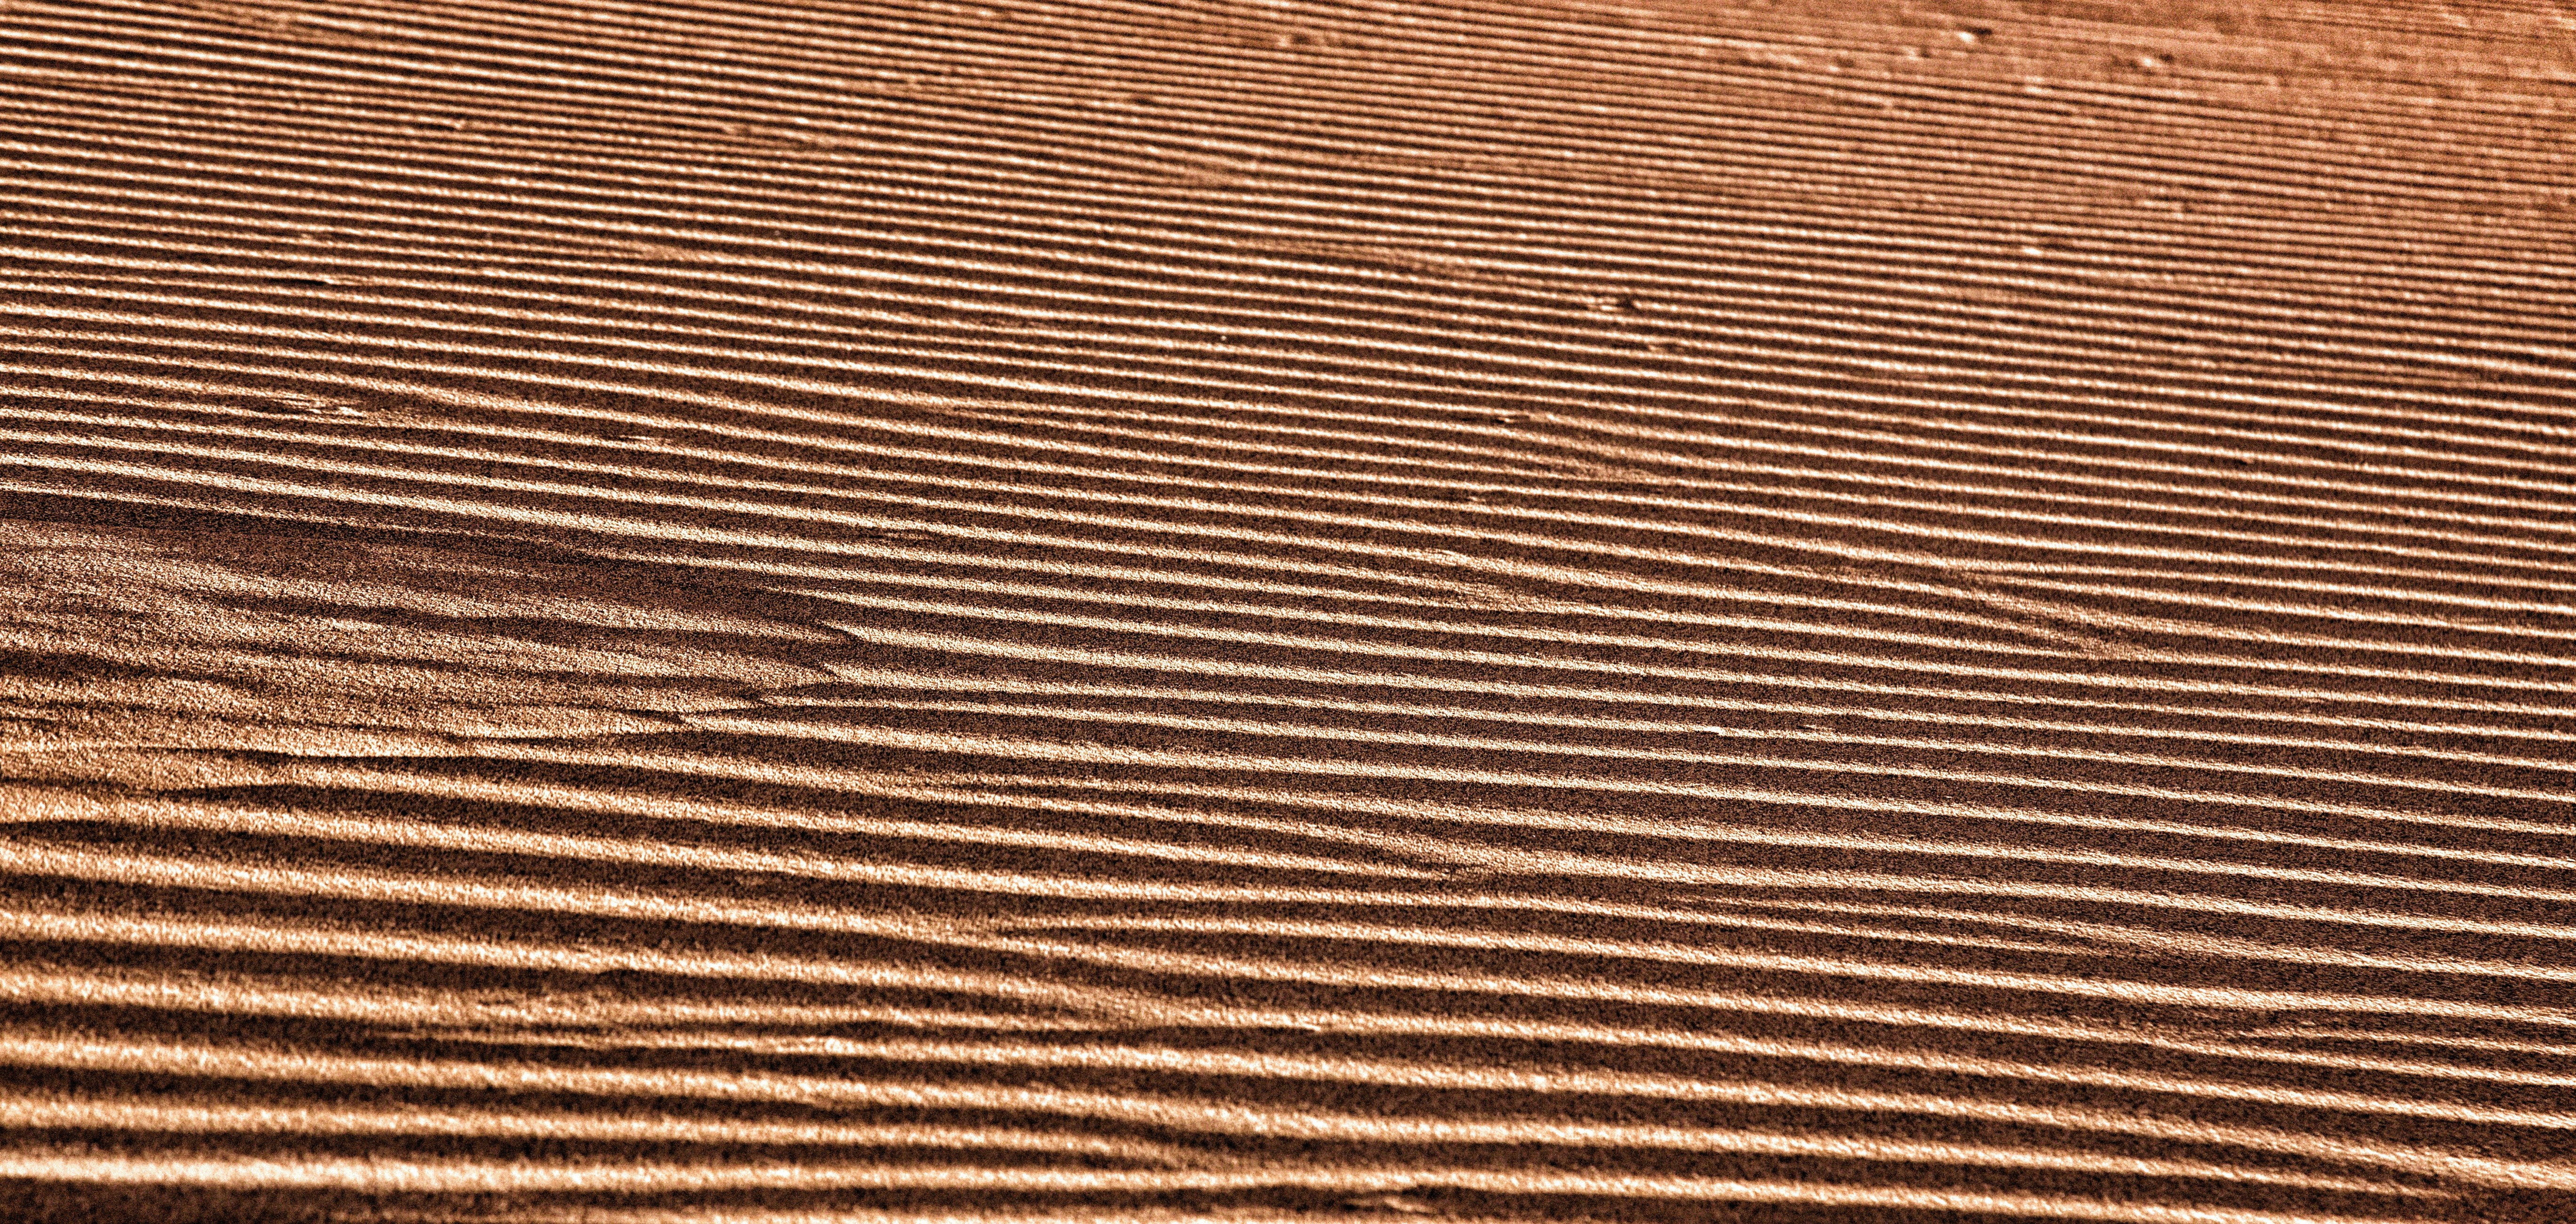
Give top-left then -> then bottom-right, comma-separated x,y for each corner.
1,0 -> 2572,1219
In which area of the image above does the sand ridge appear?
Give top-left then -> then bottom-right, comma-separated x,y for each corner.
0,0 -> 2572,1219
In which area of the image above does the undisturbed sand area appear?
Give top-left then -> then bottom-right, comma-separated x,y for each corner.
1,0 -> 2574,1220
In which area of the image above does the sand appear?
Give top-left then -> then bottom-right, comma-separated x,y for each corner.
0,0 -> 2571,1220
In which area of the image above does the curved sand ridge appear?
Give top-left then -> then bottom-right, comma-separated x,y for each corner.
0,0 -> 2572,1219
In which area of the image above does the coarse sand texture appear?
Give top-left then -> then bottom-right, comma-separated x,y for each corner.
0,0 -> 2573,1221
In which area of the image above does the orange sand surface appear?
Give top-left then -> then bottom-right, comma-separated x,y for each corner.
1,0 -> 2573,1220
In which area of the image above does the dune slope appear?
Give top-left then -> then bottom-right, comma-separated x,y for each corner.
1,0 -> 2574,1220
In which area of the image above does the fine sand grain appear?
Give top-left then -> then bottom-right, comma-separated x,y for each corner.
1,0 -> 2572,1220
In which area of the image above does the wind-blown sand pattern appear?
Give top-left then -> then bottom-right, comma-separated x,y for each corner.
1,0 -> 2572,1219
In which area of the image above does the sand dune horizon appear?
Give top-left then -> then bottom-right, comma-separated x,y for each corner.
1,0 -> 2572,1220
